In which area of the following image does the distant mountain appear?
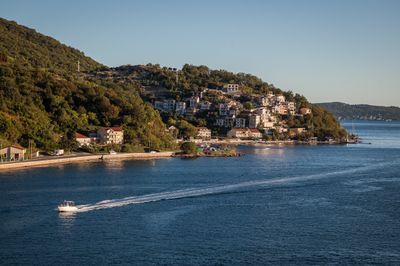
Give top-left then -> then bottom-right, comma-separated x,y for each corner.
316,102 -> 400,121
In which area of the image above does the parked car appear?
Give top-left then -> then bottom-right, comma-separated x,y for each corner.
54,149 -> 64,156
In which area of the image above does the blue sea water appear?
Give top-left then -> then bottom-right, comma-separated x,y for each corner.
1,121 -> 400,265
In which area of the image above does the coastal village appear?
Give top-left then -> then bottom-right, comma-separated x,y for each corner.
0,82 -> 317,164
153,83 -> 312,141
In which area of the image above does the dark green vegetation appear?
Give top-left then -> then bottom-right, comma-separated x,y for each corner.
0,18 -> 176,150
180,142 -> 198,154
0,17 -> 346,151
317,102 -> 400,121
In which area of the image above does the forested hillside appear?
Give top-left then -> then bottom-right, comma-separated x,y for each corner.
0,18 -> 176,151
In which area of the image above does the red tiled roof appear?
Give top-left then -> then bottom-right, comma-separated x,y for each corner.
103,127 -> 123,131
75,132 -> 89,139
231,128 -> 247,132
249,129 -> 261,133
112,127 -> 123,131
10,144 -> 25,150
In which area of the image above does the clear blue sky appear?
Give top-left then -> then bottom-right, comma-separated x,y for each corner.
1,0 -> 399,106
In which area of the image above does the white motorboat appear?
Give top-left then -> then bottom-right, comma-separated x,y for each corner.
58,200 -> 78,212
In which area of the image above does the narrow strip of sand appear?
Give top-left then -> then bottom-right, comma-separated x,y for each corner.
0,152 -> 174,171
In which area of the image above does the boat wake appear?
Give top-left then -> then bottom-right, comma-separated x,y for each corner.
76,161 -> 395,213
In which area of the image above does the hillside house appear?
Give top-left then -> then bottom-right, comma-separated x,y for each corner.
0,145 -> 26,161
164,99 -> 176,111
196,127 -> 212,139
175,101 -> 186,114
235,117 -> 246,128
248,129 -> 262,139
223,84 -> 240,94
75,132 -> 91,146
227,128 -> 262,139
154,101 -> 164,110
227,128 -> 248,138
200,101 -> 212,110
219,103 -> 229,116
97,127 -> 124,145
257,96 -> 270,107
249,114 -> 261,128
185,106 -> 198,116
189,96 -> 200,107
286,101 -> 296,115
273,94 -> 286,104
168,125 -> 179,138
300,107 -> 312,115
289,127 -> 306,137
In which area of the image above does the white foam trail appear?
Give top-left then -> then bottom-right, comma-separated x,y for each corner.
76,160 -> 397,213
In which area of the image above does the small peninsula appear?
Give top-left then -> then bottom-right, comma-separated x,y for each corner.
316,102 -> 400,121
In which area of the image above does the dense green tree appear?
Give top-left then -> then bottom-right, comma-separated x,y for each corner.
180,141 -> 197,154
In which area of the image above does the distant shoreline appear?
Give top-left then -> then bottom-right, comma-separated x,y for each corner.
0,152 -> 174,171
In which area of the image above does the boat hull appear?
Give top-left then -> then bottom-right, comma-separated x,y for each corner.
58,206 -> 78,212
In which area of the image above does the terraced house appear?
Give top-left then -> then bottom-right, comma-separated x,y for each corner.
97,127 -> 124,145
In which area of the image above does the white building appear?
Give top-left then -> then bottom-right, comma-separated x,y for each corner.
154,101 -> 164,110
175,101 -> 186,114
227,128 -> 262,139
300,107 -> 312,115
219,103 -> 229,116
215,118 -> 225,127
75,132 -> 91,146
223,84 -> 240,94
189,96 -> 200,107
97,127 -> 124,145
273,94 -> 286,104
285,101 -> 296,115
249,114 -> 261,128
200,101 -> 212,110
257,96 -> 270,107
196,127 -> 212,139
164,99 -> 176,111
235,117 -> 246,128
224,117 -> 235,128
0,145 -> 25,161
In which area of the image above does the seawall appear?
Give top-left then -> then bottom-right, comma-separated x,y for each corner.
0,152 -> 174,171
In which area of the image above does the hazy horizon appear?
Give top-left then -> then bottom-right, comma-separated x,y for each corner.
1,0 -> 399,106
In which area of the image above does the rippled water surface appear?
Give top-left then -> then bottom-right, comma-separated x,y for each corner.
1,121 -> 400,265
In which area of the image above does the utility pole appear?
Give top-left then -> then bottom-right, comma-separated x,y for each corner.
29,139 -> 32,160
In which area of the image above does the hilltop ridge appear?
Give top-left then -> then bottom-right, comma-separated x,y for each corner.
317,102 -> 400,121
0,18 -> 175,151
0,17 -> 103,73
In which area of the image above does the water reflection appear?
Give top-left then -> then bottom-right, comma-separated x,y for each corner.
102,159 -> 124,171
239,145 -> 286,156
58,212 -> 76,232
